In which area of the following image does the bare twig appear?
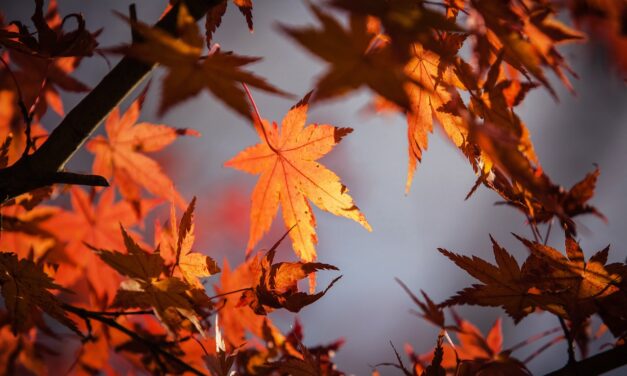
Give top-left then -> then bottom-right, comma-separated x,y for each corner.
558,317 -> 576,365
523,335 -> 564,364
62,304 -> 207,376
77,308 -> 153,317
208,287 -> 252,300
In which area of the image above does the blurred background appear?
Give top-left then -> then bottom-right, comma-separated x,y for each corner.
4,1 -> 627,374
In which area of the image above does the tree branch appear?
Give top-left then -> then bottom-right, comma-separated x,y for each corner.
545,344 -> 627,376
0,0 -> 223,204
62,304 -> 207,376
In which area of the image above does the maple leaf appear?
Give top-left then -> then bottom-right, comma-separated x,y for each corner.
42,187 -> 156,299
439,236 -> 541,322
238,235 -> 342,315
204,0 -> 253,47
469,0 -> 584,95
374,41 -> 468,192
569,0 -> 627,77
0,134 -> 10,168
515,234 -> 624,328
467,52 -> 540,167
117,3 -> 286,117
87,92 -> 198,211
280,5 -> 416,109
0,86 -> 49,164
155,197 -> 220,287
214,256 -> 285,349
0,252 -> 77,334
470,118 -> 603,233
226,93 -> 371,261
7,0 -> 99,58
330,0 -> 461,60
233,0 -> 254,31
0,204 -> 57,260
410,316 -> 531,376
93,226 -> 211,336
13,54 -> 90,118
205,0 -> 228,47
0,325 -> 49,375
0,2 -> 91,117
396,278 -> 445,328
240,318 -> 346,375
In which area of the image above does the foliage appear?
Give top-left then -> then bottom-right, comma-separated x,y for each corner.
0,0 -> 625,375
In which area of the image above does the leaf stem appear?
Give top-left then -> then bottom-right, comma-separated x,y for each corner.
506,326 -> 561,353
241,82 -> 279,153
208,287 -> 252,300
523,335 -> 564,364
558,317 -> 576,365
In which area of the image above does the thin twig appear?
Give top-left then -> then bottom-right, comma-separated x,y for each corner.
558,317 -> 576,365
506,326 -> 561,353
23,60 -> 50,156
523,335 -> 564,364
0,54 -> 33,156
525,215 -> 541,243
79,309 -> 153,317
208,287 -> 252,300
62,304 -> 207,376
543,220 -> 553,245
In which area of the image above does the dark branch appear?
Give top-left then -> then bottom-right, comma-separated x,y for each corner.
62,304 -> 207,376
545,344 -> 627,376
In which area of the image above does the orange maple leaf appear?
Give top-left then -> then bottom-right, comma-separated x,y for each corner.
42,187 -> 157,300
374,42 -> 467,192
0,204 -> 57,260
155,197 -> 220,287
225,93 -> 371,261
87,93 -> 198,210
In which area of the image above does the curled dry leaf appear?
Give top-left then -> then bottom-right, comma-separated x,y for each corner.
238,241 -> 341,315
4,0 -> 99,58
